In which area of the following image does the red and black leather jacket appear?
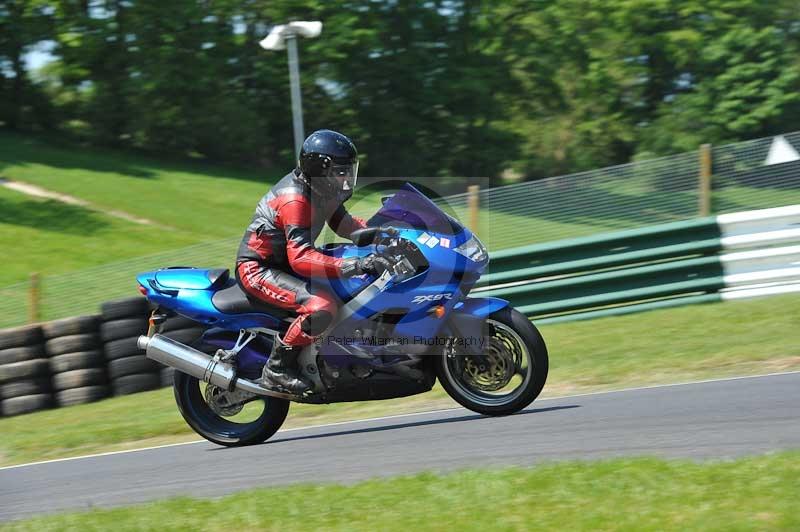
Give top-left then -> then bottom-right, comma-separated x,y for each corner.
237,170 -> 368,278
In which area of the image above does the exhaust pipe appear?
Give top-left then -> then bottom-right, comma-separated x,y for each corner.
137,334 -> 294,399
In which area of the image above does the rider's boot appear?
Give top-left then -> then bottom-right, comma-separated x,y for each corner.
261,336 -> 313,394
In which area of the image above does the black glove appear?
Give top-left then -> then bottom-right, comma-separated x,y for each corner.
341,254 -> 394,278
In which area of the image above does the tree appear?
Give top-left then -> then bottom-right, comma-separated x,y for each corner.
642,24 -> 800,153
0,0 -> 53,129
6,0 -> 800,181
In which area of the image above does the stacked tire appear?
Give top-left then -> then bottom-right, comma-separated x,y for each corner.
101,297 -> 161,396
0,325 -> 51,416
159,316 -> 206,388
43,316 -> 109,407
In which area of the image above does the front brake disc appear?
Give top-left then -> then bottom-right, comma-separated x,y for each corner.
463,349 -> 514,392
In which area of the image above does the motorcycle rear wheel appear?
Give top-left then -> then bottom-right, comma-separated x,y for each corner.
173,371 -> 289,447
437,307 -> 548,416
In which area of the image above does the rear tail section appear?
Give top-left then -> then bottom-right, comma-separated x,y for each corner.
136,267 -> 286,331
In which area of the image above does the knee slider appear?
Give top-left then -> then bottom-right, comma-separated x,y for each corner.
301,310 -> 333,336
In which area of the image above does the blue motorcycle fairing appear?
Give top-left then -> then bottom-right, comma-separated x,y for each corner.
453,296 -> 509,318
154,268 -> 221,290
315,225 -> 476,340
137,271 -> 286,331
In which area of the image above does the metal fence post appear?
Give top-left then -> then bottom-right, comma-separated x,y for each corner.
699,144 -> 713,216
468,184 -> 480,232
29,272 -> 41,323
285,34 -> 305,158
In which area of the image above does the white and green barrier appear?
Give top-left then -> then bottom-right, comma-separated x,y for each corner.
475,205 -> 800,324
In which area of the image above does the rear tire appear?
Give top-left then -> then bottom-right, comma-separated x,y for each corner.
173,371 -> 289,447
436,307 -> 548,416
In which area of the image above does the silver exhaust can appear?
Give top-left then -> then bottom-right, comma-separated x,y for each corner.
138,334 -> 236,391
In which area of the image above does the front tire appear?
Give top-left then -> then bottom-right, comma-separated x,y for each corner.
173,371 -> 289,447
437,307 -> 548,416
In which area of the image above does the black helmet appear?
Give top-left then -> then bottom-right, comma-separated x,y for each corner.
298,129 -> 359,198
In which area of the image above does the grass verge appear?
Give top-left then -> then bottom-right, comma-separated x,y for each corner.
0,186 -> 200,285
3,452 -> 799,530
1,294 -> 798,467
0,131 -> 273,239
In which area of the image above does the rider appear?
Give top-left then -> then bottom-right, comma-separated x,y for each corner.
236,130 -> 391,394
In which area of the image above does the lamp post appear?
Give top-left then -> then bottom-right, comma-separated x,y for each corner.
260,21 -> 323,156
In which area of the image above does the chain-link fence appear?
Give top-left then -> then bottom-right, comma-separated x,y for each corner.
0,238 -> 240,328
457,150 -> 703,250
712,131 -> 800,213
3,131 -> 800,327
0,280 -> 31,329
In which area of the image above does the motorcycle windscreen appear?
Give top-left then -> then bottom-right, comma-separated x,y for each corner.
367,183 -> 464,236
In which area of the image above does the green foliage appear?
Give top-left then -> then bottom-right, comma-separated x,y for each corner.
0,1 -> 54,129
498,0 -> 800,175
1,1 -> 800,179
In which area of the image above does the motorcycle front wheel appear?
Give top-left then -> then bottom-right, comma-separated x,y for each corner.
173,371 -> 289,447
437,307 -> 548,416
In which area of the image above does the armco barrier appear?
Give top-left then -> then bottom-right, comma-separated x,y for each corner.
475,204 -> 800,324
475,217 -> 722,288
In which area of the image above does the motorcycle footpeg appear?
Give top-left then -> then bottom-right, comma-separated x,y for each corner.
256,378 -> 312,399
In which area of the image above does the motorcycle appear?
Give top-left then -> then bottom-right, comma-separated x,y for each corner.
136,183 -> 548,447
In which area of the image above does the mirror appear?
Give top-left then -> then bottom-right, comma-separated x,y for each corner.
350,227 -> 379,246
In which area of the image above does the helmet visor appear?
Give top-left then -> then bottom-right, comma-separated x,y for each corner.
329,161 -> 358,193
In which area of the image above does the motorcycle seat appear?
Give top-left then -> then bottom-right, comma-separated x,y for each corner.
207,268 -> 230,288
211,280 -> 294,320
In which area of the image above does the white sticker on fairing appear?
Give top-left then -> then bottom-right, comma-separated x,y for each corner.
417,233 -> 432,244
412,293 -> 453,304
439,237 -> 450,248
426,236 -> 440,248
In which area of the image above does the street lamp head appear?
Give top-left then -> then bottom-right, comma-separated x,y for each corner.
259,25 -> 287,50
259,21 -> 323,50
289,21 -> 323,39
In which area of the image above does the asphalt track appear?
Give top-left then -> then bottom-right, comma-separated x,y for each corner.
2,372 -> 799,521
